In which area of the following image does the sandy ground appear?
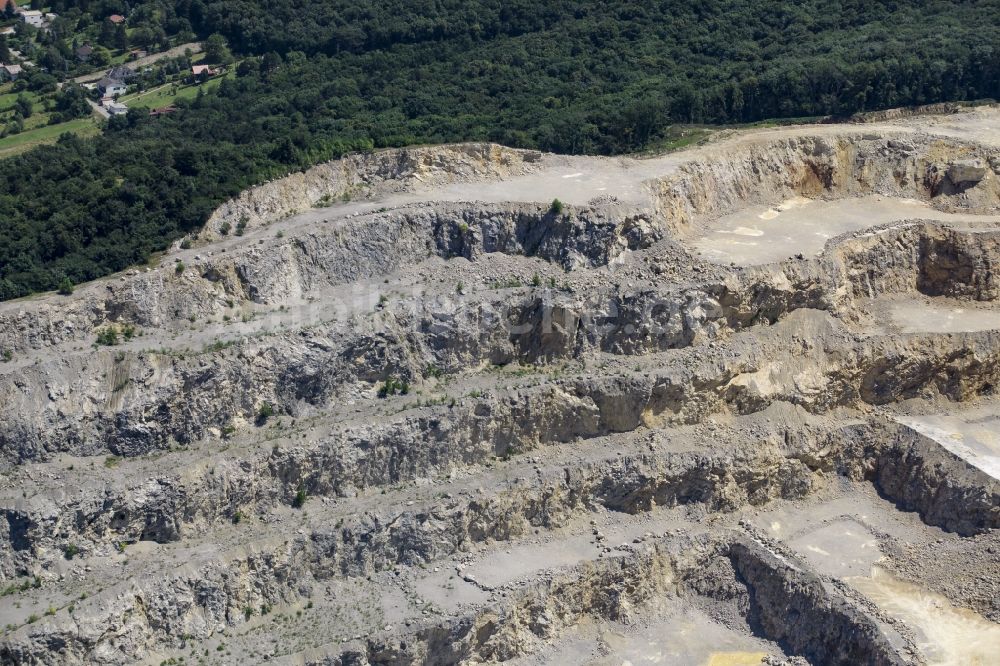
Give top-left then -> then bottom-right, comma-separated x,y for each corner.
896,408 -> 1000,482
872,295 -> 1000,335
693,196 -> 1000,265
851,568 -> 1000,666
752,482 -> 1000,666
512,610 -> 779,666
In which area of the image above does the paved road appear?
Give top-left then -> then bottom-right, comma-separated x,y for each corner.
87,99 -> 110,119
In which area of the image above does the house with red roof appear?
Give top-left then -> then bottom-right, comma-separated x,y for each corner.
191,64 -> 219,77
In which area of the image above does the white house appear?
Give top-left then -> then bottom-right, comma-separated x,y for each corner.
19,10 -> 44,27
105,101 -> 128,116
97,77 -> 127,97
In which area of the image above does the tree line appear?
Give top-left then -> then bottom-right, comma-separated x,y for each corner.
1,0 -> 999,299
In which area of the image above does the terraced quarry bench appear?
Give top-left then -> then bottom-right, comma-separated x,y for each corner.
2,108 -> 1000,665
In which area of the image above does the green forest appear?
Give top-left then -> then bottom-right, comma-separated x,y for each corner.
2,0 -> 999,299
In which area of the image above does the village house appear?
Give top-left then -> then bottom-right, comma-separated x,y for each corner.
107,64 -> 137,81
0,63 -> 21,80
97,77 -> 127,97
75,44 -> 93,62
108,14 -> 125,24
18,9 -> 43,27
191,64 -> 219,77
104,100 -> 128,115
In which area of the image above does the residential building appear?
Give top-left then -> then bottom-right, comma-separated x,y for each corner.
107,65 -> 137,81
97,77 -> 127,97
19,9 -> 43,27
108,14 -> 125,24
75,44 -> 94,62
0,63 -> 21,80
191,64 -> 219,77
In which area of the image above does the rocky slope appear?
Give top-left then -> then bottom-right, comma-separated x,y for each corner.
2,108 -> 1000,665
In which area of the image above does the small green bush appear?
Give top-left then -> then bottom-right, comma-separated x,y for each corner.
175,261 -> 185,275
63,544 -> 79,560
256,402 -> 275,425
96,327 -> 119,346
57,277 -> 74,295
549,198 -> 563,214
378,376 -> 410,398
292,486 -> 307,508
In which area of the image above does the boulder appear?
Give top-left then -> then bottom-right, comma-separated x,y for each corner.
947,159 -> 987,186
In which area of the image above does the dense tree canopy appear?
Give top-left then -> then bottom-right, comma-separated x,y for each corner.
1,0 -> 999,299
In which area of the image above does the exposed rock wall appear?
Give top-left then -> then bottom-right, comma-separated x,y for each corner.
5,295 -> 1000,465
204,143 -> 543,239
648,134 -> 1000,235
0,201 -> 654,355
0,452 -> 813,662
874,422 -> 1000,535
729,539 -> 909,666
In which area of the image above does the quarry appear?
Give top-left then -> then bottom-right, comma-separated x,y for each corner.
1,107 -> 1000,665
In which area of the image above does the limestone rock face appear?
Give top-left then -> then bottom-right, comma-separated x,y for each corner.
203,143 -> 543,240
4,110 -> 1000,665
948,159 -> 988,185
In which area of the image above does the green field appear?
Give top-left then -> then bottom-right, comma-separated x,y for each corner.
0,117 -> 101,159
0,87 -> 42,112
121,71 -> 232,109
